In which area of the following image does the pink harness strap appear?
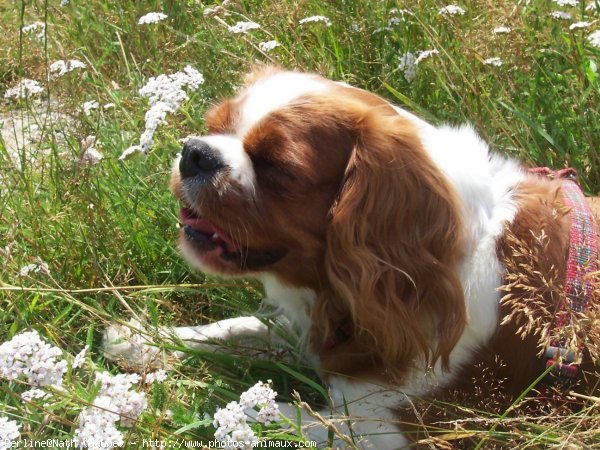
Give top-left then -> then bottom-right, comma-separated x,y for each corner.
530,167 -> 599,382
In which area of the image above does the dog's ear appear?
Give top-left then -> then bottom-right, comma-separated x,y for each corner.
323,112 -> 467,374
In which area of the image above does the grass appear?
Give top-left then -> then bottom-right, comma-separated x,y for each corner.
1,0 -> 599,448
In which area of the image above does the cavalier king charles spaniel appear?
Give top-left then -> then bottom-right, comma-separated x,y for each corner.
105,67 -> 599,448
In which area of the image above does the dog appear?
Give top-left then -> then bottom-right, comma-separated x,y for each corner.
104,67 -> 600,448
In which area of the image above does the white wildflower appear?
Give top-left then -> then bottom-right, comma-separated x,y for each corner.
239,380 -> 279,425
49,59 -> 86,77
50,60 -> 67,76
212,380 -> 281,448
228,21 -> 260,34
61,0 -> 69,6
0,330 -> 67,387
82,101 -> 100,116
493,26 -> 511,34
587,2 -> 598,11
483,57 -> 503,66
138,12 -> 167,25
144,369 -> 167,384
22,21 -> 45,40
588,30 -> 600,47
551,11 -> 572,19
103,103 -> 115,110
75,370 -> 147,447
258,40 -> 280,52
4,79 -> 44,99
81,147 -> 103,164
570,21 -> 590,30
390,8 -> 413,16
415,49 -> 439,65
64,59 -> 86,71
350,21 -> 360,32
372,26 -> 393,34
213,401 -> 255,449
22,388 -> 50,401
73,345 -> 89,369
398,51 -> 417,82
137,66 -> 204,152
388,17 -> 402,26
204,6 -> 219,17
74,396 -> 124,449
0,417 -> 20,449
81,136 -> 103,164
299,15 -> 332,27
554,0 -> 579,6
19,261 -> 50,277
439,5 -> 466,16
119,145 -> 143,160
94,371 -> 146,427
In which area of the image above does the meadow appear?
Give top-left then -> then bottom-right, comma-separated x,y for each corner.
1,0 -> 599,448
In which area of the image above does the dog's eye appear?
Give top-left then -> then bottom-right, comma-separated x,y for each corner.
251,155 -> 295,187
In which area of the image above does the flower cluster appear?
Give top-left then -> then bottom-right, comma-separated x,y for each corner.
239,381 -> 279,425
144,369 -> 167,384
589,30 -> 600,47
493,26 -> 511,34
569,21 -> 590,30
4,79 -> 44,99
415,49 -> 439,65
439,5 -> 466,16
228,21 -> 260,34
118,145 -> 143,160
74,372 -> 147,448
554,0 -> 579,6
399,52 -> 417,82
299,15 -> 332,27
75,397 -> 124,449
0,417 -> 21,450
214,402 -> 255,449
50,59 -> 87,77
80,136 -> 103,165
73,345 -> 89,369
134,66 -> 204,153
19,261 -> 49,277
22,388 -> 50,401
398,49 -> 439,82
138,12 -> 167,25
258,40 -> 280,52
551,11 -> 572,20
82,101 -> 100,116
483,57 -> 503,67
204,0 -> 231,17
213,381 -> 280,449
0,330 -> 67,387
22,21 -> 45,40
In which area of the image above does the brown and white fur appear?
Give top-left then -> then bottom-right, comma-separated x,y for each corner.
103,68 -> 600,448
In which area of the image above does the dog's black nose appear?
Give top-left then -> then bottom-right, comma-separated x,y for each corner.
179,138 -> 224,180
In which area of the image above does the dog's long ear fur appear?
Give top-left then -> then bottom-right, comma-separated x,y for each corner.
323,110 -> 467,375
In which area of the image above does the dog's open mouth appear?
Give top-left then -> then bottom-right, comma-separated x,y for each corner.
179,207 -> 287,269
180,207 -> 240,253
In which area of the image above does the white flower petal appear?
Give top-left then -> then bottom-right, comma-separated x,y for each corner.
138,12 -> 168,25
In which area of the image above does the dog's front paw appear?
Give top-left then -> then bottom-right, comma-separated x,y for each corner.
101,318 -> 167,370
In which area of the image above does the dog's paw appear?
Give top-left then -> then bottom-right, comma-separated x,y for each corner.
101,318 -> 168,371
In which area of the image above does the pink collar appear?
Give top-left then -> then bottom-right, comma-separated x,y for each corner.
530,167 -> 599,383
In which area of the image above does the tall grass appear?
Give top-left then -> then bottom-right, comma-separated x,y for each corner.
1,0 -> 599,448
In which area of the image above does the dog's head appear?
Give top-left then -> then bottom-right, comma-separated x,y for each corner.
171,67 -> 467,373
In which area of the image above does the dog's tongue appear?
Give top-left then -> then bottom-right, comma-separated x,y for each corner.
179,208 -> 239,252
